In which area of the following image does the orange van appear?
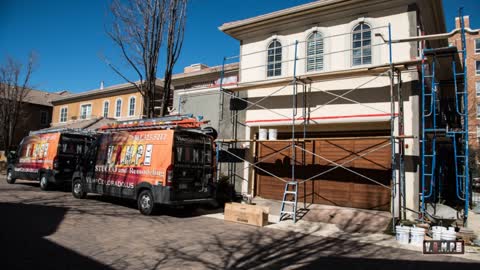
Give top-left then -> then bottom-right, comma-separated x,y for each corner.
71,117 -> 216,215
6,130 -> 95,190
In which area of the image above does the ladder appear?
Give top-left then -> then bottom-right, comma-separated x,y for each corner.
279,181 -> 298,223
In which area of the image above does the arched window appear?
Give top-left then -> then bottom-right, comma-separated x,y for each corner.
306,32 -> 324,72
128,96 -> 136,116
103,101 -> 109,118
115,99 -> 122,118
352,23 -> 372,66
267,40 -> 282,77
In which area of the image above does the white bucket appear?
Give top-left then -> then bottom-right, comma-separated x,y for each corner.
259,128 -> 268,140
441,227 -> 456,241
431,226 -> 445,240
410,227 -> 426,245
268,129 -> 278,140
395,226 -> 410,244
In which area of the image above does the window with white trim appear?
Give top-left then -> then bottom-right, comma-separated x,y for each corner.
115,99 -> 122,117
476,60 -> 480,75
60,107 -> 68,122
80,104 -> 92,119
477,104 -> 480,118
475,39 -> 480,54
477,126 -> 480,138
476,81 -> 480,97
103,101 -> 109,118
267,40 -> 282,77
128,96 -> 136,116
352,23 -> 372,66
306,32 -> 324,72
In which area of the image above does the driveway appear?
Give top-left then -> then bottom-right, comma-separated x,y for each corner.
0,176 -> 479,270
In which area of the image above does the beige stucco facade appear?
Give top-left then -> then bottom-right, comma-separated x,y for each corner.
219,0 -> 446,219
51,91 -> 143,125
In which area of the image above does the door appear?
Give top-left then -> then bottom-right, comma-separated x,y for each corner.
255,137 -> 392,211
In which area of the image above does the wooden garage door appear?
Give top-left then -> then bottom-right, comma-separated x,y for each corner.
255,137 -> 392,211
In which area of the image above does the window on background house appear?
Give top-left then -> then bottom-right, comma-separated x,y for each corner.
40,111 -> 48,125
476,60 -> 480,75
60,107 -> 68,122
477,104 -> 480,118
103,101 -> 109,118
129,97 -> 136,116
477,126 -> 480,138
267,40 -> 282,77
80,104 -> 92,119
116,99 -> 122,117
352,23 -> 372,66
476,81 -> 480,97
306,32 -> 324,72
475,39 -> 480,54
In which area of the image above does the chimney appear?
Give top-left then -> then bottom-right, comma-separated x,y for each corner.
100,81 -> 104,90
184,63 -> 209,73
455,16 -> 470,29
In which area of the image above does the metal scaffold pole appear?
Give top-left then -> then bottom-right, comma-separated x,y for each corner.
388,23 -> 397,230
459,8 -> 469,225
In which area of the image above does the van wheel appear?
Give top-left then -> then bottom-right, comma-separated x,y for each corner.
138,190 -> 156,215
72,179 -> 86,199
6,169 -> 16,184
39,174 -> 49,191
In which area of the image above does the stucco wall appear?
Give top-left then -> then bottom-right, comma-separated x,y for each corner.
52,91 -> 143,124
238,6 -> 418,84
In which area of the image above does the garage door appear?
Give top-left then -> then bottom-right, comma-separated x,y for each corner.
255,137 -> 392,211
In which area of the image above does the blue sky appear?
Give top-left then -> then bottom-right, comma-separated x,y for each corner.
0,0 -> 478,93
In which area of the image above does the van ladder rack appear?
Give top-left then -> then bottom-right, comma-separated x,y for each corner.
29,128 -> 98,136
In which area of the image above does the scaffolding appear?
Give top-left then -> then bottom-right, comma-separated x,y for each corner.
420,9 -> 470,225
213,11 -> 473,227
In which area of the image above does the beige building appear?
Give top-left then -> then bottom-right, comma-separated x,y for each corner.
218,0 -> 446,219
50,64 -> 239,131
51,83 -> 148,126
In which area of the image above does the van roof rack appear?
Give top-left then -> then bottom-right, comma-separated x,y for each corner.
98,114 -> 209,132
29,128 -> 98,136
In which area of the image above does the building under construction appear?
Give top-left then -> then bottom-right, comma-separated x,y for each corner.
212,0 -> 478,227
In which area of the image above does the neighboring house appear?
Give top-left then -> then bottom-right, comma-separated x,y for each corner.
1,88 -> 67,151
218,0 -> 446,218
172,62 -> 239,138
448,16 -> 480,152
50,64 -> 239,133
50,82 -> 160,126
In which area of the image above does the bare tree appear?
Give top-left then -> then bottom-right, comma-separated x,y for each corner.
159,0 -> 187,117
107,0 -> 187,118
107,0 -> 167,118
0,54 -> 35,151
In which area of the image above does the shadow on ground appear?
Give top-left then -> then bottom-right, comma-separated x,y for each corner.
0,202 -> 115,270
147,224 -> 480,270
88,194 -> 223,218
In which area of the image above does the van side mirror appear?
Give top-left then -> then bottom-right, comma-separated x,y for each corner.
7,151 -> 16,162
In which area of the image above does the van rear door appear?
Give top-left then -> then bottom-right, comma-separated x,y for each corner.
172,131 -> 213,200
58,134 -> 92,175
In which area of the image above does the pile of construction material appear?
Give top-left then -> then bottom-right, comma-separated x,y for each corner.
224,202 -> 269,227
395,224 -> 478,246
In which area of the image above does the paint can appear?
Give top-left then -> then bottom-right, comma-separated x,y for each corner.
268,129 -> 278,140
431,226 -> 445,240
395,226 -> 410,244
410,227 -> 425,245
259,128 -> 268,140
441,227 -> 457,241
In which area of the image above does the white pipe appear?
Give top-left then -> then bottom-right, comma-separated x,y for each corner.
376,28 -> 480,43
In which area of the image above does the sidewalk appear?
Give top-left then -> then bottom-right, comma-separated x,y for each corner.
204,198 -> 480,262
